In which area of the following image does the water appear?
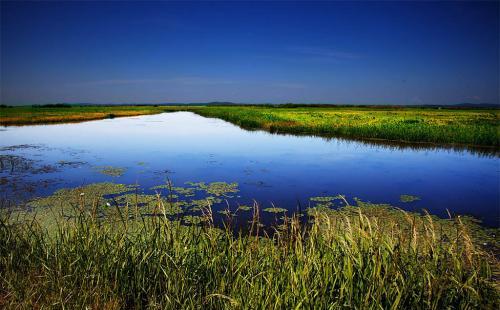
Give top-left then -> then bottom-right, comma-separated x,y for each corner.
1,112 -> 498,226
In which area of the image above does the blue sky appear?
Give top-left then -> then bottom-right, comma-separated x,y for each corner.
1,1 -> 498,105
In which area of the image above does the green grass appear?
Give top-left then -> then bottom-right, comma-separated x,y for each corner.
1,105 -> 498,147
0,105 -> 171,125
170,106 -> 500,147
0,106 -> 500,148
1,183 -> 499,309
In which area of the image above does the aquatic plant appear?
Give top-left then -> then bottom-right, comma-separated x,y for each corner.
94,165 -> 126,177
28,182 -> 134,209
182,215 -> 204,225
1,192 -> 498,309
151,185 -> 196,197
218,209 -> 232,216
263,207 -> 287,213
310,196 -> 340,202
189,197 -> 223,211
237,205 -> 252,211
400,194 -> 421,202
57,160 -> 87,168
0,144 -> 42,152
2,180 -> 499,308
186,181 -> 239,197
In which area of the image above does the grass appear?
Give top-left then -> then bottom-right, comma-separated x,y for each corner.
0,105 -> 171,125
1,182 -> 499,309
169,106 -> 500,147
1,105 -> 498,147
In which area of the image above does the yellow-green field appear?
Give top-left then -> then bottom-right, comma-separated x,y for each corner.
177,106 -> 500,147
0,105 -> 170,125
1,105 -> 499,147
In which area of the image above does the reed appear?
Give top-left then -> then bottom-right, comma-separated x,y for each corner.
1,192 -> 498,309
181,106 -> 499,147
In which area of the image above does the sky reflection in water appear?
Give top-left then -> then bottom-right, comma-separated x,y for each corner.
0,112 -> 498,226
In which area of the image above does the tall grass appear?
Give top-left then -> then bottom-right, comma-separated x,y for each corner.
1,195 -> 498,309
181,106 -> 500,147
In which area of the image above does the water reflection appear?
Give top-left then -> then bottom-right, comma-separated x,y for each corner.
228,125 -> 499,158
0,112 -> 498,227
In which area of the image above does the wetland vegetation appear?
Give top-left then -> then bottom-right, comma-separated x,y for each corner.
1,108 -> 499,308
1,180 -> 499,308
0,105 -> 171,126
2,104 -> 498,147
172,106 -> 500,147
2,1 -> 498,308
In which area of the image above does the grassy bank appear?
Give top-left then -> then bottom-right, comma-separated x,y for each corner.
1,105 -> 498,147
0,105 -> 171,125
1,183 -> 499,308
174,106 -> 500,147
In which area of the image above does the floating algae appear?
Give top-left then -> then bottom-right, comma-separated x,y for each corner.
189,197 -> 223,211
185,181 -> 239,197
24,180 -> 241,218
218,209 -> 233,216
171,186 -> 196,196
94,165 -> 126,177
310,196 -> 341,202
115,193 -> 159,208
26,182 -> 188,221
219,204 -> 253,215
29,182 -> 135,209
400,194 -> 420,203
114,193 -> 185,215
151,185 -> 196,197
263,207 -> 287,213
0,144 -> 42,152
58,160 -> 87,168
182,215 -> 204,225
309,196 -> 343,208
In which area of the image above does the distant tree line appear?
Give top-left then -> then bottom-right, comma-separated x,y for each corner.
32,103 -> 73,108
205,102 -> 499,109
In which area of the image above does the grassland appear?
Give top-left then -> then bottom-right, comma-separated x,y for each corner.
0,105 -> 171,125
0,182 -> 499,308
172,106 -> 500,148
2,105 -> 498,147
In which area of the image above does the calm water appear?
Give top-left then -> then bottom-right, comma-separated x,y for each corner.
1,112 -> 498,226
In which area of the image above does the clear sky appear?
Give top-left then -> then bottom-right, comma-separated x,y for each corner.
1,1 -> 498,105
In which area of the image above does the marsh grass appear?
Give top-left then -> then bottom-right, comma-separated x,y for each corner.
177,106 -> 500,147
0,105 -> 170,125
1,187 -> 498,309
2,105 -> 498,148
